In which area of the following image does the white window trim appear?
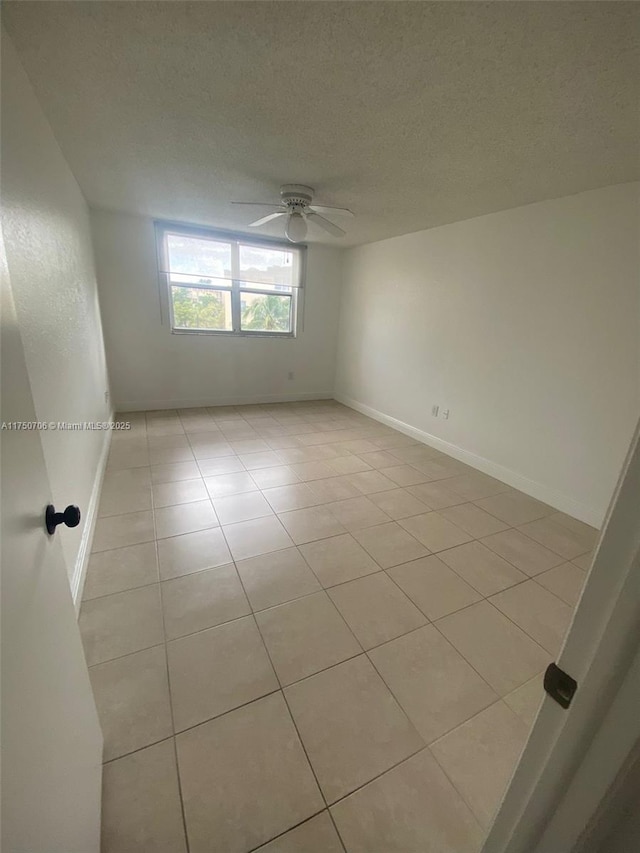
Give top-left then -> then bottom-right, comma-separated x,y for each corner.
154,220 -> 306,338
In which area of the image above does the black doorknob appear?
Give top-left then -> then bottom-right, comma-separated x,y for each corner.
45,504 -> 81,535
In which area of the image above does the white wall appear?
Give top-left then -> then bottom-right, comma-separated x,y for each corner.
575,748 -> 640,853
335,183 -> 640,525
1,31 -> 111,596
91,210 -> 343,411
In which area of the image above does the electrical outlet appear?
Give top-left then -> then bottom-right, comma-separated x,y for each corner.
441,409 -> 450,420
431,405 -> 439,417
288,371 -> 294,380
104,390 -> 110,405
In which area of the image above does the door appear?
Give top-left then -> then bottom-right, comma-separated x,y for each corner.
1,238 -> 103,852
482,417 -> 640,853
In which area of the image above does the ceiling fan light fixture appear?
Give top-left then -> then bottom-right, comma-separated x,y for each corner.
285,212 -> 307,243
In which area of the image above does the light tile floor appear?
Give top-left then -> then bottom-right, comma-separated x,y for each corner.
81,401 -> 598,853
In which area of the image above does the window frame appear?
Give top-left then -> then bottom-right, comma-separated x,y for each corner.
155,221 -> 305,338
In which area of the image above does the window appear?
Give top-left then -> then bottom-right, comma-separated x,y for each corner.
156,223 -> 304,336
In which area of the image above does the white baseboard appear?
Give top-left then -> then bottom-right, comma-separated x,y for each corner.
71,425 -> 112,612
335,393 -> 603,527
115,391 -> 334,412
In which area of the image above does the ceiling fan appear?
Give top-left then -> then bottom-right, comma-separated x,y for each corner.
232,184 -> 354,243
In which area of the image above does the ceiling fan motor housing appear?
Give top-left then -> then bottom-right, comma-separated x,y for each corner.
280,184 -> 314,210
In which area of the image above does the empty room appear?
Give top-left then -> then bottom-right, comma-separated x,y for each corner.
2,2 -> 639,853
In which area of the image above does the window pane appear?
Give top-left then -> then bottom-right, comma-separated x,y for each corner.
167,234 -> 232,282
238,280 -> 292,294
239,244 -> 295,290
171,286 -> 232,331
240,292 -> 292,333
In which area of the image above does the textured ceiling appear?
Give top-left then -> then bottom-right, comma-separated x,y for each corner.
3,1 -> 639,246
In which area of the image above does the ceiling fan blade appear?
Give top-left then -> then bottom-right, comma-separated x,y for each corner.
306,212 -> 345,237
308,205 -> 354,218
248,211 -> 287,227
232,201 -> 283,208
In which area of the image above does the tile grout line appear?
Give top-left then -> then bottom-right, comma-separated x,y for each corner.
429,606 -> 547,700
100,729 -> 172,767
427,736 -> 498,834
245,809 -> 334,853
233,555 -> 345,847
327,742 -> 430,810
231,541 -> 349,853
101,686 -> 285,765
239,549 -> 439,847
363,632 -> 503,751
147,452 -> 192,853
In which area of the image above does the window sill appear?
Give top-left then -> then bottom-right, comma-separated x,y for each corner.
171,328 -> 296,339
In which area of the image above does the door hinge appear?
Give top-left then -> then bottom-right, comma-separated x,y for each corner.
544,662 -> 577,709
